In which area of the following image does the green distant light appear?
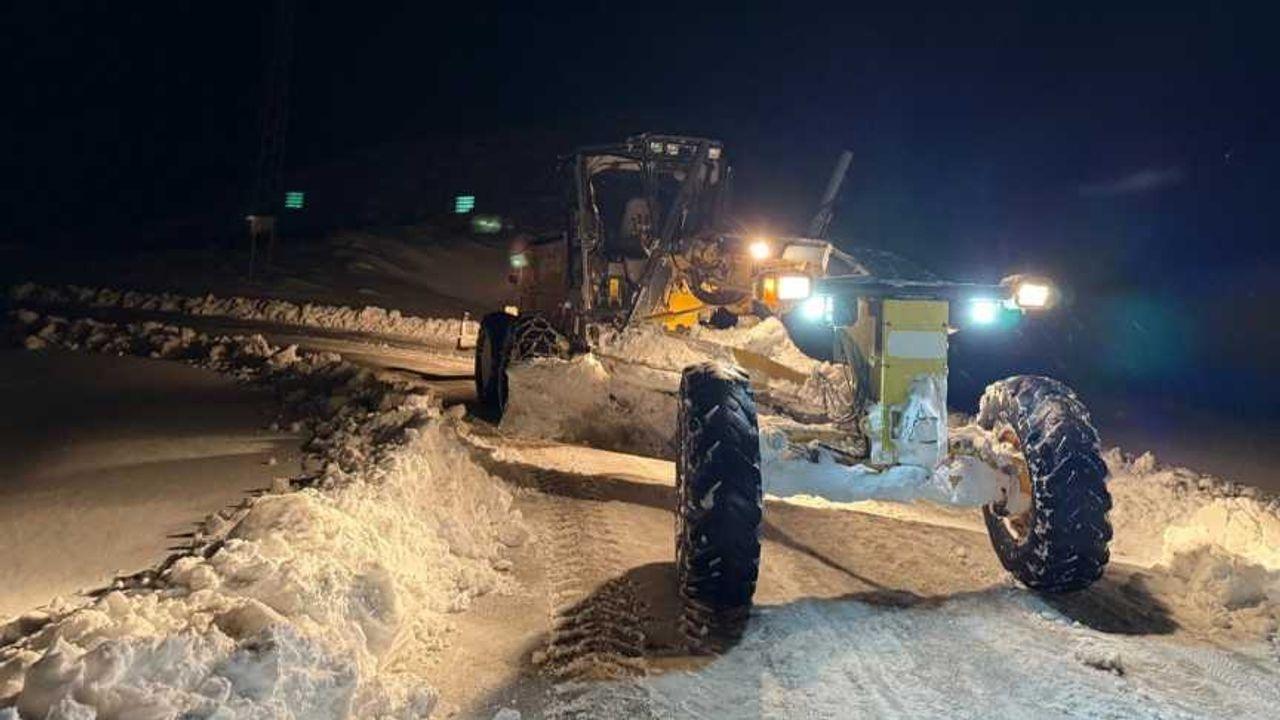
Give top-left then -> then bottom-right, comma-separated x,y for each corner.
284,191 -> 305,210
454,195 -> 476,214
471,214 -> 502,234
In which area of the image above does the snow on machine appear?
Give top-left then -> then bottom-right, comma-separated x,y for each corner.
474,134 -> 1112,638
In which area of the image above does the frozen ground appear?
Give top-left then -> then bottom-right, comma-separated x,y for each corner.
0,349 -> 300,620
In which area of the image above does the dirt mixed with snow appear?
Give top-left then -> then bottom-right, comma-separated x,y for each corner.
1,311 -> 526,718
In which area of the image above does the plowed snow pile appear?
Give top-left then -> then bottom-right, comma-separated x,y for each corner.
1,312 -> 526,718
502,320 -> 843,456
1105,450 -> 1280,629
9,282 -> 465,345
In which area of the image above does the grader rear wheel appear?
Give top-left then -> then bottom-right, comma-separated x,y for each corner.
675,362 -> 763,640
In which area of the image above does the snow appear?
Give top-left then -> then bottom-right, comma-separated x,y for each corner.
2,312 -> 526,717
563,590 -> 1280,718
501,354 -> 679,458
759,420 -> 1011,507
9,283 -> 469,347
0,349 -> 300,620
688,316 -> 821,375
10,285 -> 1280,716
1105,449 -> 1280,572
1103,449 -> 1280,634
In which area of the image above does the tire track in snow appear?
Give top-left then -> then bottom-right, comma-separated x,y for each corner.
526,470 -> 657,719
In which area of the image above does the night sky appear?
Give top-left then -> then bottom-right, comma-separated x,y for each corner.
5,2 -> 1278,413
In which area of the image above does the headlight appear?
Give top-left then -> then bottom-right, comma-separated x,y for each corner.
1002,275 -> 1057,310
748,238 -> 771,261
968,298 -> 1002,325
1013,281 -> 1052,309
799,295 -> 832,322
776,274 -> 812,300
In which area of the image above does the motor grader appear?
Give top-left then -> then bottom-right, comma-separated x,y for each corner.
473,134 -> 858,409
475,134 -> 1112,636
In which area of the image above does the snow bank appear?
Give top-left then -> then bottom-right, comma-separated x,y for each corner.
2,312 -> 526,717
9,282 -> 466,346
1105,449 -> 1280,571
1104,449 -> 1280,628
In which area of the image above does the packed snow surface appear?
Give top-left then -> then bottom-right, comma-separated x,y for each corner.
2,312 -> 526,718
568,589 -> 1280,719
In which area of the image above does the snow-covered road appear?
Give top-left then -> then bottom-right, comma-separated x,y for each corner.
3,284 -> 1277,719
450,432 -> 1280,718
0,349 -> 300,619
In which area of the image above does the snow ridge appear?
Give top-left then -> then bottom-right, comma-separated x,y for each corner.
9,282 -> 465,345
2,311 -> 526,718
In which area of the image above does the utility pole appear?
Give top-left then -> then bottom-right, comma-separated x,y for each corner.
247,0 -> 296,277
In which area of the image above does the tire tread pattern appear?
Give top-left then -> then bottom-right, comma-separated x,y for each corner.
979,375 -> 1113,593
676,362 -> 763,640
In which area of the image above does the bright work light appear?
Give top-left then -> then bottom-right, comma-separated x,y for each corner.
1014,281 -> 1052,309
968,298 -> 1002,325
749,239 -> 771,261
800,295 -> 832,322
776,274 -> 812,300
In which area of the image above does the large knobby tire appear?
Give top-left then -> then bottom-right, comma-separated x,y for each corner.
474,312 -> 513,418
676,362 -> 763,639
978,375 -> 1113,593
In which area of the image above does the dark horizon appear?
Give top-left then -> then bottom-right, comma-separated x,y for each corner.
5,2 -> 1277,416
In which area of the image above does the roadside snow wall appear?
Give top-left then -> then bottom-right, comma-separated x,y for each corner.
9,282 -> 465,346
1,312 -> 527,718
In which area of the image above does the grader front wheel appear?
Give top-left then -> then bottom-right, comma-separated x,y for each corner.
978,376 -> 1113,593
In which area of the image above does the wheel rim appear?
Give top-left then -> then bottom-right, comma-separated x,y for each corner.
995,425 -> 1035,544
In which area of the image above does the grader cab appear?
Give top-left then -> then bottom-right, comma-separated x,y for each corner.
503,134 -> 843,336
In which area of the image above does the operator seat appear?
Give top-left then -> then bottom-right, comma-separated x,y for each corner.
612,196 -> 655,259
